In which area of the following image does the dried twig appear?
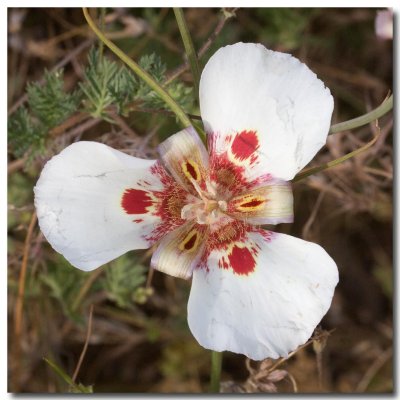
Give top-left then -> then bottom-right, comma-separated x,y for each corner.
164,8 -> 238,84
7,157 -> 27,174
8,39 -> 93,116
268,329 -> 334,374
108,111 -> 138,138
302,191 -> 325,240
71,269 -> 103,312
49,112 -> 89,137
63,116 -> 102,141
14,212 -> 37,337
13,212 -> 37,391
286,372 -> 298,393
355,347 -> 392,392
71,305 -> 94,384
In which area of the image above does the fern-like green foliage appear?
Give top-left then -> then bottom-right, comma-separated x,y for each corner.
27,69 -> 80,127
108,66 -> 138,116
8,69 -> 80,158
8,46 -> 193,159
80,48 -> 193,120
40,256 -> 89,322
8,106 -> 44,158
134,53 -> 193,112
80,48 -> 128,121
101,254 -> 147,309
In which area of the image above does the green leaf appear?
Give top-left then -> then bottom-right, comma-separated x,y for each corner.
100,254 -> 146,309
134,53 -> 193,112
40,255 -> 90,322
43,357 -> 93,393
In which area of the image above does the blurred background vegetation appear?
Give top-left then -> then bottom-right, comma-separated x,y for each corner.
7,8 -> 392,393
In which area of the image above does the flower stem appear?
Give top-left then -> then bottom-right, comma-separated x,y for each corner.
293,123 -> 381,182
173,8 -> 201,102
209,350 -> 223,393
82,8 -> 192,129
329,94 -> 392,134
98,8 -> 106,61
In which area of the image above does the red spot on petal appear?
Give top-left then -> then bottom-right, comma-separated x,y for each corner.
240,199 -> 264,208
231,130 -> 259,161
133,218 -> 144,223
260,230 -> 274,241
184,232 -> 198,250
185,162 -> 198,180
218,257 -> 229,270
144,162 -> 188,244
122,189 -> 153,214
228,245 -> 256,275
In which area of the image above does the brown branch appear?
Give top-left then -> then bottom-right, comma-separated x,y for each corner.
63,117 -> 102,141
107,111 -> 138,138
265,329 -> 335,375
8,112 -> 92,176
14,212 -> 37,337
8,158 -> 27,174
71,268 -> 103,312
13,212 -> 37,391
49,112 -> 90,137
355,347 -> 392,392
8,39 -> 93,116
198,8 -> 238,58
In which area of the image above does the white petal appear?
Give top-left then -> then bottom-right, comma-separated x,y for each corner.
375,9 -> 393,40
200,42 -> 334,181
188,230 -> 338,360
34,141 -> 186,271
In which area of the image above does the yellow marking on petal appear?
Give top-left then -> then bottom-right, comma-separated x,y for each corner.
181,159 -> 201,182
179,229 -> 201,253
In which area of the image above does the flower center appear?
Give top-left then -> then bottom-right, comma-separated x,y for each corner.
181,197 -> 227,225
181,178 -> 227,225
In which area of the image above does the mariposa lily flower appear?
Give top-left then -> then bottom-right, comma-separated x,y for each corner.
34,43 -> 338,360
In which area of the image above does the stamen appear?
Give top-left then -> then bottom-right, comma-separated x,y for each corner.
181,181 -> 228,225
189,178 -> 206,199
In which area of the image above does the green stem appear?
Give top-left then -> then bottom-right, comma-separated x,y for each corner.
329,94 -> 393,135
209,351 -> 223,393
82,8 -> 192,129
43,357 -> 82,392
98,8 -> 106,61
293,127 -> 381,182
173,8 -> 201,102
